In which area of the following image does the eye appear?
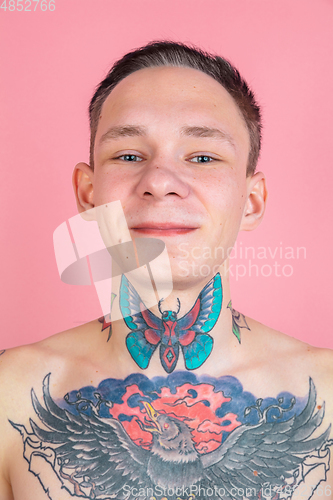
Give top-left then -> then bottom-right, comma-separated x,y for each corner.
116,154 -> 143,162
164,423 -> 169,429
189,155 -> 214,164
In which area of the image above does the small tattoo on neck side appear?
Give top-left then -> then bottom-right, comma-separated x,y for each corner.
227,300 -> 250,344
98,293 -> 117,342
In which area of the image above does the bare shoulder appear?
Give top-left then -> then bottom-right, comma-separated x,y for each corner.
245,316 -> 333,399
0,319 -> 100,377
0,321 -> 102,491
0,320 -> 101,425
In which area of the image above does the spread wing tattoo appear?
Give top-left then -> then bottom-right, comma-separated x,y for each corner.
10,374 -> 152,498
121,272 -> 222,372
10,376 -> 333,500
201,378 -> 332,497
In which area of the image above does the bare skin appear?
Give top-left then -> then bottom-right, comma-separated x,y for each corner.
1,66 -> 332,499
1,319 -> 333,500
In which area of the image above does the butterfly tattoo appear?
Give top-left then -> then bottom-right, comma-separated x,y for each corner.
120,273 -> 222,373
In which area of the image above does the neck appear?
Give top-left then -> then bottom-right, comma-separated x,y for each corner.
97,259 -> 248,378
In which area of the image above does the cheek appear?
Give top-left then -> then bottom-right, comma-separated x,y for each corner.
208,175 -> 247,247
206,171 -> 247,219
93,170 -> 130,206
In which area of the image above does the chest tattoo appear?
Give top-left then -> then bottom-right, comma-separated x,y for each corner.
9,372 -> 332,500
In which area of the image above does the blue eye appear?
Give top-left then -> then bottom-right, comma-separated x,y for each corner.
190,155 -> 214,163
118,154 -> 143,162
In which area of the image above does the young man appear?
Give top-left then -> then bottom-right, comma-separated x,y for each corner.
1,42 -> 332,500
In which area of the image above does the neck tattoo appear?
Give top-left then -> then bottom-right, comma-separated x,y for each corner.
227,300 -> 250,344
119,273 -> 222,373
98,292 -> 117,341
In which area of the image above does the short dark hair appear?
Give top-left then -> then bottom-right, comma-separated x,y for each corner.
89,41 -> 262,176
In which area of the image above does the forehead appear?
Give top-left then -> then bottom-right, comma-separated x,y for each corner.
95,66 -> 250,154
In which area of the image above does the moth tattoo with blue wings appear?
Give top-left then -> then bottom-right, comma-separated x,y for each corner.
120,272 -> 222,372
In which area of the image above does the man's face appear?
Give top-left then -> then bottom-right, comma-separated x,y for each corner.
90,66 -> 253,286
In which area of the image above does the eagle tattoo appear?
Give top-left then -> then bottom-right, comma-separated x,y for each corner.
10,375 -> 332,500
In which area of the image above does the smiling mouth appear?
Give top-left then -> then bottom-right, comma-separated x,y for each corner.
132,228 -> 196,235
131,224 -> 198,236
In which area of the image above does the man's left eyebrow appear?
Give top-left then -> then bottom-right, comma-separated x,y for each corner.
180,126 -> 236,150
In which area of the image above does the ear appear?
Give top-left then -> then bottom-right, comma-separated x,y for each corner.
72,162 -> 94,215
240,171 -> 267,231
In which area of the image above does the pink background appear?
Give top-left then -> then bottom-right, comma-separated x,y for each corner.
1,0 -> 333,349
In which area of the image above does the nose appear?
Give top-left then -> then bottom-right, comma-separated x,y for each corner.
135,158 -> 190,201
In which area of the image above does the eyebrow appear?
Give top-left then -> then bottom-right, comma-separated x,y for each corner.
180,126 -> 236,150
99,124 -> 236,150
99,125 -> 147,144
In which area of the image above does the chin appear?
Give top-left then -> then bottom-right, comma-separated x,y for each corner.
170,258 -> 223,289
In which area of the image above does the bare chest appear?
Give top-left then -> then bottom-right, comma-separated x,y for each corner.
5,369 -> 333,500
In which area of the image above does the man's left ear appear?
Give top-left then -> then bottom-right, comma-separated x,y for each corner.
240,171 -> 267,231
